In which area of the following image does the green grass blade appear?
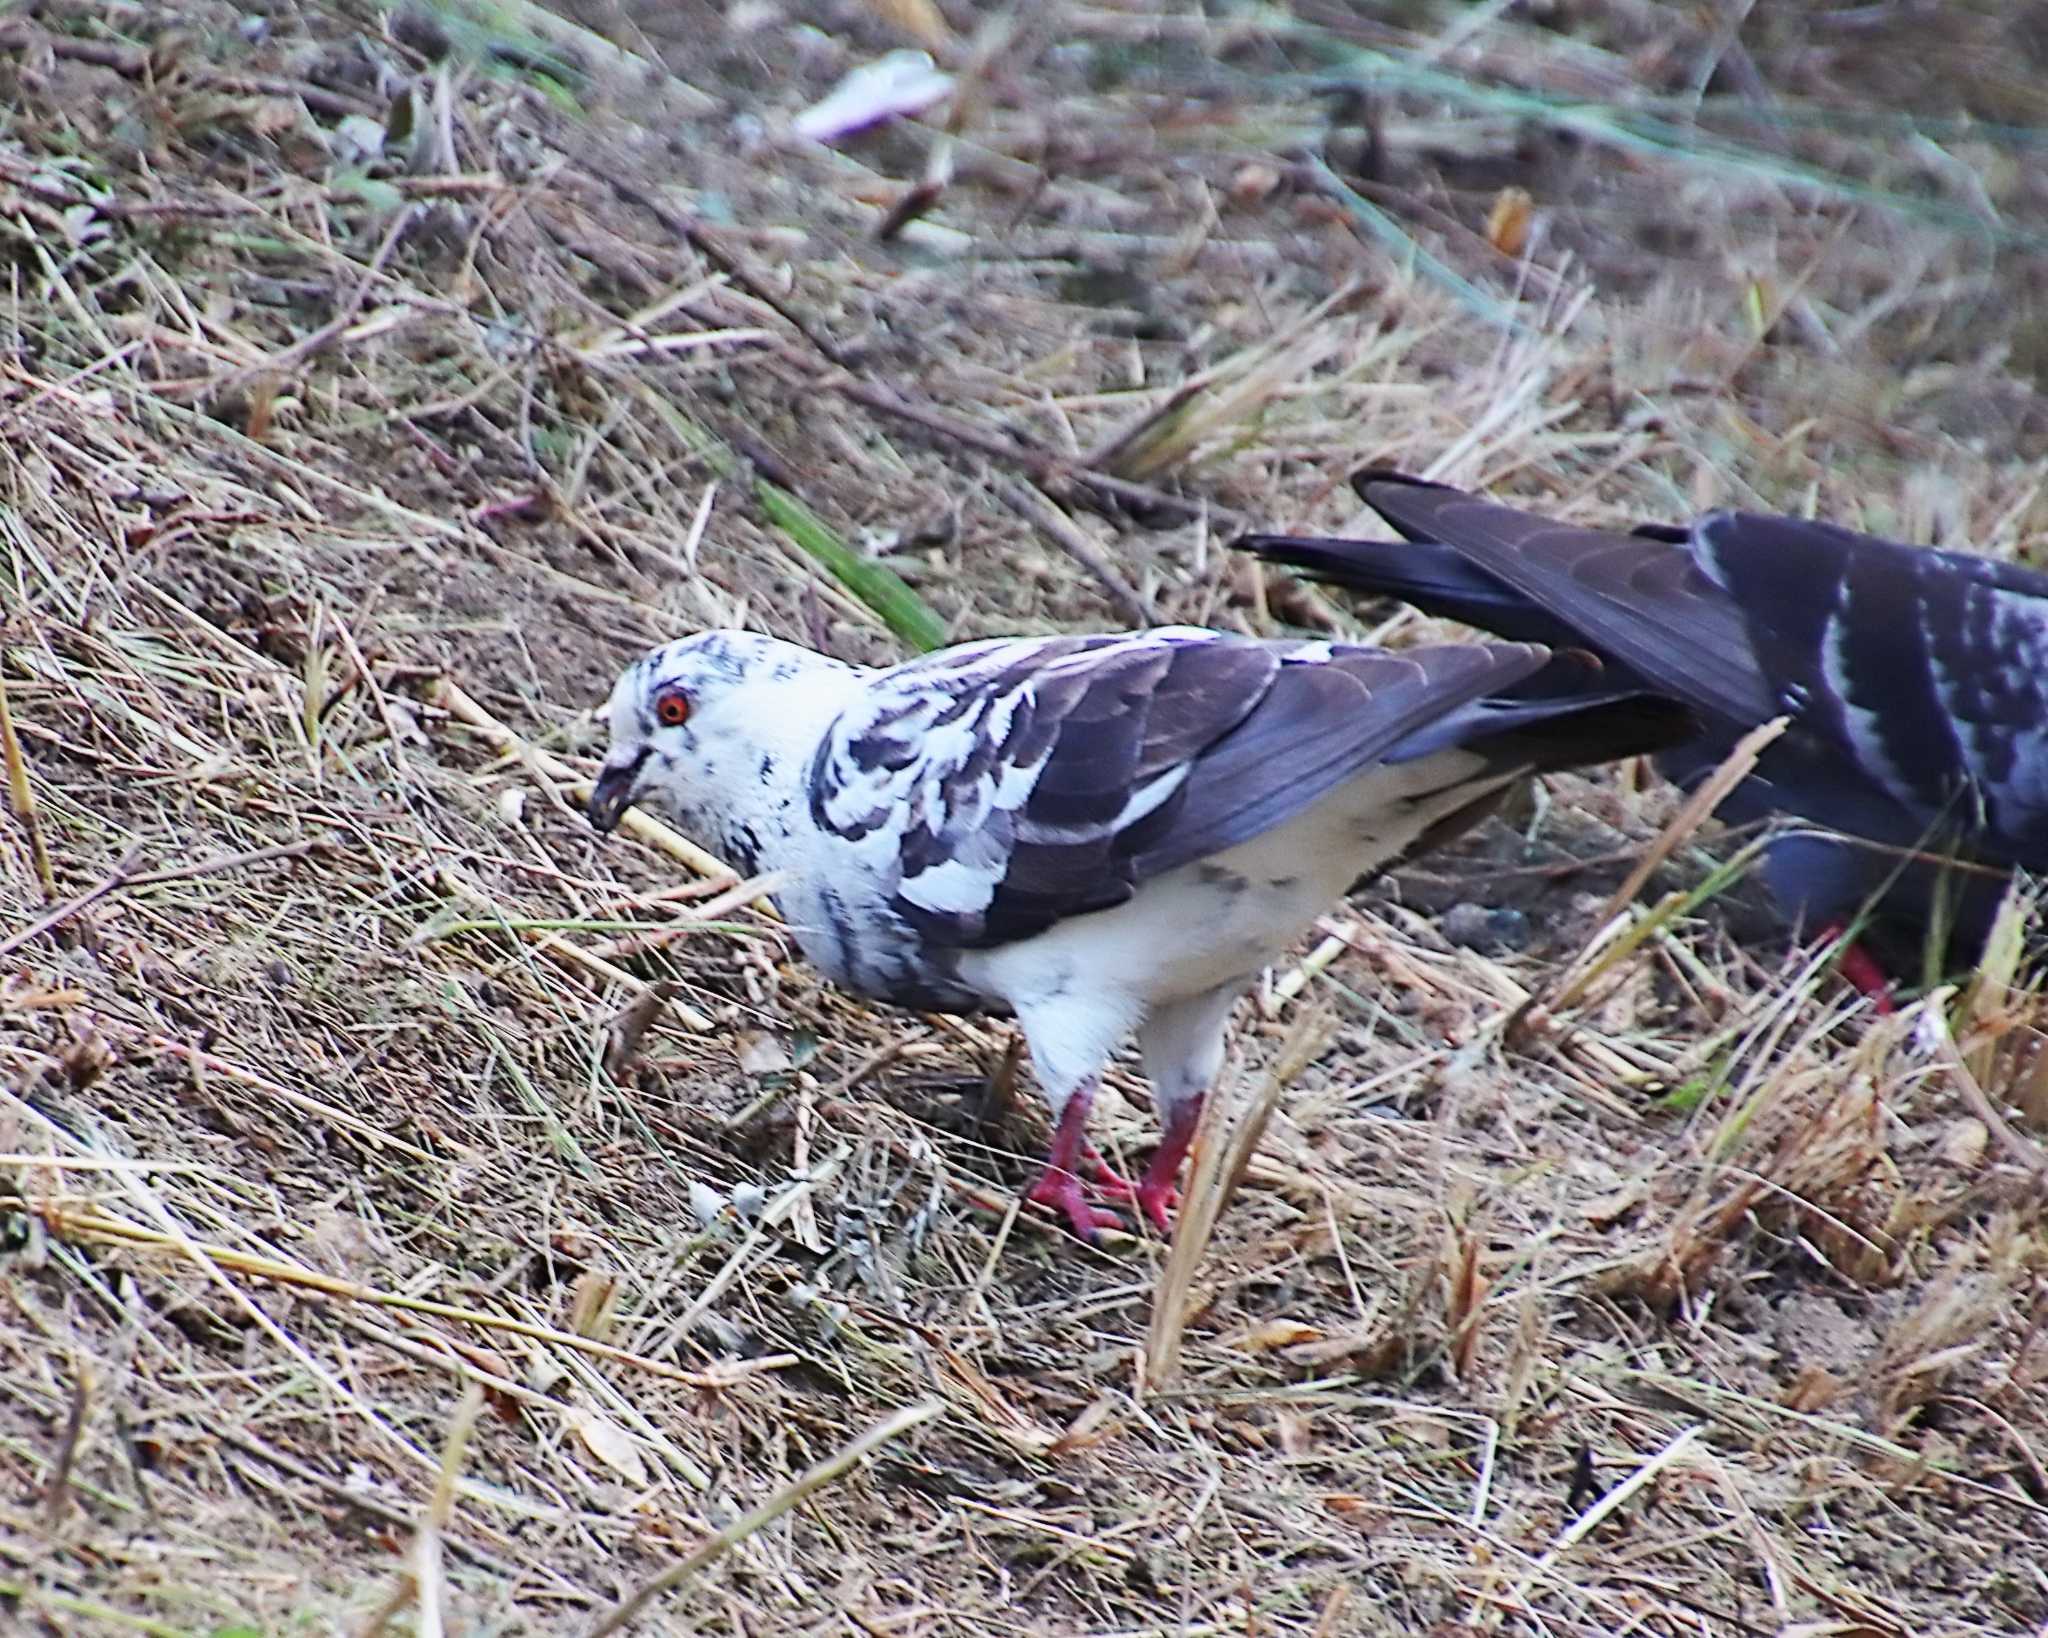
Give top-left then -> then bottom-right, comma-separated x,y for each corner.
755,481 -> 948,654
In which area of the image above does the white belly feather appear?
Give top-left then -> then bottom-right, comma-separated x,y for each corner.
957,748 -> 1506,1012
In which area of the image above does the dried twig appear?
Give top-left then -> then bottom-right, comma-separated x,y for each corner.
0,845 -> 142,960
0,661 -> 53,898
586,1399 -> 943,1637
0,839 -> 327,961
1145,1005 -> 1331,1390
19,1196 -> 791,1389
0,21 -> 379,119
1922,993 -> 2048,1177
427,677 -> 746,890
821,372 -> 1222,527
994,477 -> 1155,625
210,1423 -> 542,1586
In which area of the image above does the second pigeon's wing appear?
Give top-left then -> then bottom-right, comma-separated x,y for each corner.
807,629 -> 1595,948
1246,474 -> 2048,867
1355,473 -> 1791,725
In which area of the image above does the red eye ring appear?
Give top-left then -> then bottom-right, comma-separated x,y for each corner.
654,690 -> 690,727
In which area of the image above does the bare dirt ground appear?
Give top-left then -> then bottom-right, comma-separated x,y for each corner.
4,1 -> 2048,1633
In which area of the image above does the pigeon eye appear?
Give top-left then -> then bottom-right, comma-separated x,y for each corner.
654,689 -> 691,727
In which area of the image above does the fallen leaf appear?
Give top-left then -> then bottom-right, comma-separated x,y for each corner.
1486,187 -> 1534,257
688,1180 -> 730,1226
791,51 -> 953,146
735,1031 -> 793,1077
1049,1393 -> 1122,1455
869,0 -> 955,51
1232,1318 -> 1322,1352
1782,1364 -> 1844,1413
567,1406 -> 648,1486
1280,1324 -> 1381,1366
1937,1118 -> 1988,1169
568,1269 -> 619,1342
434,1334 -> 524,1423
1229,162 -> 1282,205
244,97 -> 304,140
1583,1177 -> 1652,1228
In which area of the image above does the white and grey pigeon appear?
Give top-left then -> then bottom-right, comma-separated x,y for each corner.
587,624 -> 1694,1241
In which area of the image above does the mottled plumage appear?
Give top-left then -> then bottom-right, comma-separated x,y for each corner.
1236,471 -> 2047,984
589,624 -> 1693,1239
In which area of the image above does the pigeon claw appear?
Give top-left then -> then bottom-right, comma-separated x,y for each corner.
1081,1142 -> 1141,1203
1081,1143 -> 1177,1235
1027,1166 -> 1126,1243
1127,1096 -> 1202,1238
1132,1179 -> 1179,1237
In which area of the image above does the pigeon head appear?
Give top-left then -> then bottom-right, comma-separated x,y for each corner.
585,630 -> 858,835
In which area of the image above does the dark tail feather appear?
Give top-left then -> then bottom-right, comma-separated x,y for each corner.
1234,532 -> 1591,650
1385,652 -> 1700,769
1470,691 -> 1703,776
1345,467 -> 1462,529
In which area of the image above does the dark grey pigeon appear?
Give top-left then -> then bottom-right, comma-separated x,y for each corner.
1235,471 -> 2045,999
588,624 -> 1694,1241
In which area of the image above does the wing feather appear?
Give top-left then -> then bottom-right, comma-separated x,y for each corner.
1350,473 -> 1780,724
1697,511 -> 2048,862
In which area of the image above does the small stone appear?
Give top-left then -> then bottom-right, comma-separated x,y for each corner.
1439,903 -> 1531,953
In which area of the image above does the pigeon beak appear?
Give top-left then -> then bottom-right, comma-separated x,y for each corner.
586,754 -> 645,834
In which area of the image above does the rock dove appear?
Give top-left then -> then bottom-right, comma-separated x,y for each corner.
1236,470 -> 2047,1000
586,625 -> 1694,1241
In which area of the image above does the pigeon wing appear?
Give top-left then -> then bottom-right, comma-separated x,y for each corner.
809,630 -> 1590,949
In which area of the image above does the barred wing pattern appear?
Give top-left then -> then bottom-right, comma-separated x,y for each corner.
1695,510 -> 2048,865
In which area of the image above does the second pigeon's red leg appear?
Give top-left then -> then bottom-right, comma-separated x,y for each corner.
1816,920 -> 1896,1013
1026,1081 -> 1125,1241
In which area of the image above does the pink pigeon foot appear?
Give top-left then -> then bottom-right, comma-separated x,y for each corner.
1081,1141 -> 1141,1203
1028,1081 -> 1125,1242
1132,1177 -> 1180,1236
1027,1164 -> 1126,1242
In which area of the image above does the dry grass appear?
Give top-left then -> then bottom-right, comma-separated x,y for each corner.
4,1 -> 2048,1632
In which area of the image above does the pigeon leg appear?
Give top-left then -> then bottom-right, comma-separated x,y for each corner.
1026,1080 -> 1125,1241
1134,982 -> 1240,1237
1133,1092 -> 1203,1236
1816,920 -> 1897,1013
